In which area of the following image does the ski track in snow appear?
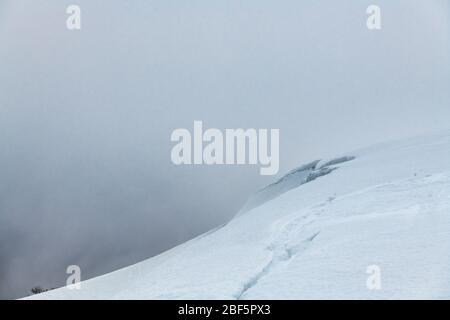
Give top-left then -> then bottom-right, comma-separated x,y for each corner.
236,219 -> 321,299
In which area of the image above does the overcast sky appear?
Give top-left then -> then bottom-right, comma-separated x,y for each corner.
0,0 -> 449,299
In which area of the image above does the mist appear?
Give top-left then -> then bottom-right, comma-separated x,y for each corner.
0,0 -> 449,299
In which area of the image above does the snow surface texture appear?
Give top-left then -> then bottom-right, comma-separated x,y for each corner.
28,132 -> 450,299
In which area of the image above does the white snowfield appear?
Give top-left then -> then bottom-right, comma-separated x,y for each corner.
28,132 -> 450,299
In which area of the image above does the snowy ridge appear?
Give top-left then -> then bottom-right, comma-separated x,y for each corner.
238,156 -> 355,215
27,132 -> 450,299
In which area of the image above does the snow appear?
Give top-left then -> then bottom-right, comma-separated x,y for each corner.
27,131 -> 450,299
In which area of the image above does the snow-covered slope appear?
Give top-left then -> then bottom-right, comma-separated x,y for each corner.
28,132 -> 450,299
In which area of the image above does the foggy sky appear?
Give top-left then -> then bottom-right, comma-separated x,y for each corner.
0,0 -> 449,299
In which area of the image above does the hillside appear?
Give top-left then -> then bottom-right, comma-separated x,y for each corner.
28,132 -> 450,299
